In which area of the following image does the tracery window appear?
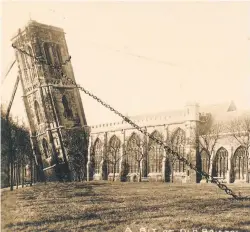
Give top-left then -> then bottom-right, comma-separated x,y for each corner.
44,42 -> 63,66
201,149 -> 210,173
212,147 -> 228,178
44,42 -> 52,65
127,133 -> 141,173
93,139 -> 103,174
171,128 -> 186,172
56,44 -> 63,64
62,95 -> 73,119
173,146 -> 186,172
107,135 -> 121,174
148,131 -> 164,173
233,146 -> 248,181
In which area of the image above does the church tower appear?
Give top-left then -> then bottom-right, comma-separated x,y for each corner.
11,20 -> 89,181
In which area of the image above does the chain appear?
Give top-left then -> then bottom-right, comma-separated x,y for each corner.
12,44 -> 250,201
78,86 -> 250,200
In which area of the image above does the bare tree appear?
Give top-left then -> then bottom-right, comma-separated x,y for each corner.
166,128 -> 186,183
196,114 -> 224,181
105,136 -> 122,181
63,128 -> 88,181
1,105 -> 34,189
228,113 -> 250,183
125,134 -> 147,182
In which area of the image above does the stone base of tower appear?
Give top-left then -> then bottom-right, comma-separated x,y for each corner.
43,163 -> 70,182
43,166 -> 57,182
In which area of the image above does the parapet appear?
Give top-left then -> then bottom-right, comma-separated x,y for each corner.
89,109 -> 187,133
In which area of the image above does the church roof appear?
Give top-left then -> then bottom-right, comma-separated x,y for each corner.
129,109 -> 184,121
129,101 -> 238,122
199,100 -> 237,116
200,101 -> 250,126
90,100 -> 250,130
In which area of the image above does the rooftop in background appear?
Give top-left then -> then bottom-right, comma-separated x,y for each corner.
89,100 -> 249,129
128,101 -> 237,123
199,100 -> 237,115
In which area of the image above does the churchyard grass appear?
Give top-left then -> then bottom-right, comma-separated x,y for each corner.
1,182 -> 250,232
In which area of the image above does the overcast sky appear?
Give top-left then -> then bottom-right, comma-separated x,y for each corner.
1,1 -> 250,126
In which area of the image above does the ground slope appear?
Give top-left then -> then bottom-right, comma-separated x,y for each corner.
1,182 -> 250,232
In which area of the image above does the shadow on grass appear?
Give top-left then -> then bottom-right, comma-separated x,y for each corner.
237,221 -> 250,226
3,182 -> 250,232
5,212 -> 104,231
74,182 -> 109,189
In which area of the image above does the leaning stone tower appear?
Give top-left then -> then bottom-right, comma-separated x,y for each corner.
11,20 -> 89,181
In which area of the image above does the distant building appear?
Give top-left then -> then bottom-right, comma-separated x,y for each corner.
88,101 -> 250,183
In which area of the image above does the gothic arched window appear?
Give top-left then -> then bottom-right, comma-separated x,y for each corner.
26,46 -> 34,68
233,146 -> 248,181
171,128 -> 186,172
62,95 -> 73,119
107,135 -> 121,174
93,139 -> 103,174
56,44 -> 63,64
127,133 -> 141,173
200,149 -> 210,174
42,138 -> 49,159
212,147 -> 228,178
44,43 -> 52,65
34,100 -> 41,125
148,130 -> 164,173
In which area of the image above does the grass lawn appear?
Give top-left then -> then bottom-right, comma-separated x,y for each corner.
1,182 -> 250,232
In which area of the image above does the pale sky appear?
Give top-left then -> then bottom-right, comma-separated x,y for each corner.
1,1 -> 250,126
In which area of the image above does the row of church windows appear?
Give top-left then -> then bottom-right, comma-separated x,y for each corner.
40,128 -> 248,182
91,133 -> 249,181
41,133 -> 247,182
92,129 -> 186,174
201,147 -> 248,180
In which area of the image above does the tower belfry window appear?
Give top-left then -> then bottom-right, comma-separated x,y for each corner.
62,95 -> 73,119
34,100 -> 41,125
49,46 -> 55,65
44,43 -> 52,65
56,44 -> 63,64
